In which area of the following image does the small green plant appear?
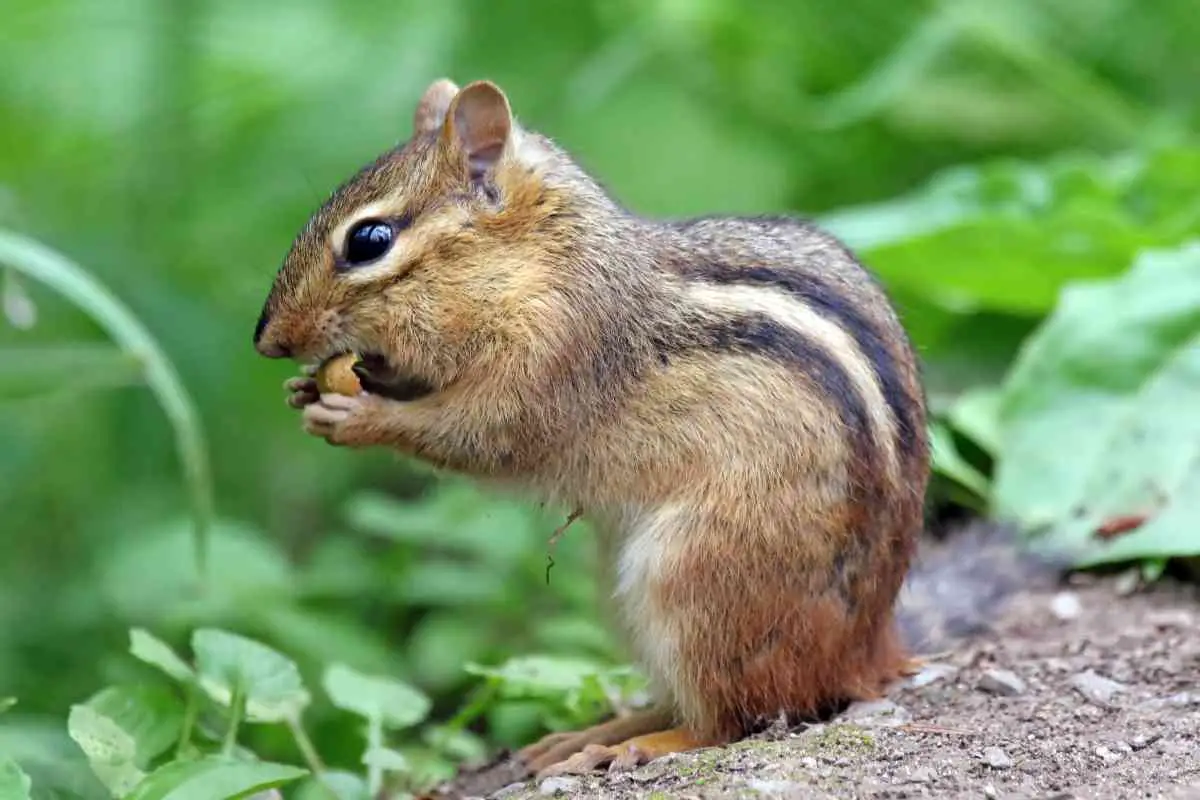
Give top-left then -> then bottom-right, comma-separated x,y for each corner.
2,627 -> 643,800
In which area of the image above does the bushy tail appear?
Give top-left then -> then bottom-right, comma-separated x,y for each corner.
896,518 -> 1070,654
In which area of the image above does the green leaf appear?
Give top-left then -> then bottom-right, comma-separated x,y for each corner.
361,747 -> 409,773
993,242 -> 1200,565
0,230 -> 212,576
83,685 -> 184,767
66,705 -> 146,798
122,756 -> 306,800
463,655 -> 612,697
945,386 -> 1004,456
0,759 -> 32,800
103,520 -> 293,624
321,663 -> 431,730
192,629 -> 310,723
421,725 -> 488,764
129,629 -> 196,684
0,344 -> 144,401
292,772 -> 369,800
824,146 -> 1200,315
929,422 -> 991,500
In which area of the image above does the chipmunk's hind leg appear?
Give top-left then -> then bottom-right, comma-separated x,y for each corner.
533,718 -> 717,776
520,708 -> 671,773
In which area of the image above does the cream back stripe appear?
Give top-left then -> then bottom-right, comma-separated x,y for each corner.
683,282 -> 900,477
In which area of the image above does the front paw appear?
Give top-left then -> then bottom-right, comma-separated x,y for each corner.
285,375 -> 320,409
301,392 -> 389,448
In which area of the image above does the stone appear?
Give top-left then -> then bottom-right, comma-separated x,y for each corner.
745,778 -> 806,797
1051,591 -> 1082,621
538,777 -> 580,796
907,662 -> 959,688
839,699 -> 911,727
1069,670 -> 1127,706
908,766 -> 935,784
982,747 -> 1014,769
978,669 -> 1027,697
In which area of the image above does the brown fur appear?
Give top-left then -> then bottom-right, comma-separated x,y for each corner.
256,78 -> 934,771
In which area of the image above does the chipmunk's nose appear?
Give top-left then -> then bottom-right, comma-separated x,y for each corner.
254,308 -> 292,359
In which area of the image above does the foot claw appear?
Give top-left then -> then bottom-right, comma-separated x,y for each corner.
537,744 -> 619,778
610,744 -> 649,772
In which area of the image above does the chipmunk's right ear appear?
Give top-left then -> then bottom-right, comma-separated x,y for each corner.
413,78 -> 459,136
441,80 -> 513,181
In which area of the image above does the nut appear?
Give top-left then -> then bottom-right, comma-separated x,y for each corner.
316,353 -> 362,396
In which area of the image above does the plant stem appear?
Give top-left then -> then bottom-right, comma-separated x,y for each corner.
222,683 -> 245,757
286,713 -> 326,774
366,716 -> 384,796
0,231 -> 213,582
175,682 -> 200,759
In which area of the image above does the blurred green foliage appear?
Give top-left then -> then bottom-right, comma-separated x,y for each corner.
2,0 -> 1199,794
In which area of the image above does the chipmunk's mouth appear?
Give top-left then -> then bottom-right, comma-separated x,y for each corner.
328,351 -> 436,402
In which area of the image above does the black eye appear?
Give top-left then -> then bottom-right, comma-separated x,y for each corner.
344,220 -> 393,265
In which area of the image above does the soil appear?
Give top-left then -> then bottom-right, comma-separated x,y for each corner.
480,574 -> 1200,800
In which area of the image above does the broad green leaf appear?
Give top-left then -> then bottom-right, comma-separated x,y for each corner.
361,747 -> 409,773
292,772 -> 369,800
321,664 -> 430,730
102,520 -> 293,624
66,705 -> 146,798
993,242 -> 1200,565
128,629 -> 195,684
192,629 -> 310,723
463,655 -> 612,696
83,685 -> 184,766
422,725 -> 488,763
929,423 -> 990,500
122,756 -> 306,800
825,146 -> 1200,315
0,759 -> 32,800
945,386 -> 1004,457
0,344 -> 143,401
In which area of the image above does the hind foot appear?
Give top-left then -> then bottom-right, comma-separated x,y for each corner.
535,726 -> 713,777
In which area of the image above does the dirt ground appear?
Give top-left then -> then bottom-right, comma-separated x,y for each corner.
484,574 -> 1200,800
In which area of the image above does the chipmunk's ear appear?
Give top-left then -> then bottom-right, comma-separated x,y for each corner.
442,80 -> 512,180
413,78 -> 459,136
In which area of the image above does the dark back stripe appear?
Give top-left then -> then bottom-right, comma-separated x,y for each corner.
653,311 -> 879,479
685,263 -> 919,462
655,310 -> 889,612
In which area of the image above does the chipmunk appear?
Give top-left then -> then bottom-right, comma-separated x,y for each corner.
254,78 -> 1053,793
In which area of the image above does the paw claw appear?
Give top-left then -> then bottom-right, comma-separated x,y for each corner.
609,745 -> 648,772
536,745 -> 618,777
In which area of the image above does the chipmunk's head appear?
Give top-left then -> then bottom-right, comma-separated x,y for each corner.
253,78 -> 604,401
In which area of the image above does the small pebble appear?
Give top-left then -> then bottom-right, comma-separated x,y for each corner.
1095,745 -> 1122,763
908,766 -> 934,784
908,662 -> 958,688
538,777 -> 580,796
1114,568 -> 1141,596
1051,591 -> 1082,621
1070,670 -> 1126,706
1131,733 -> 1162,751
983,784 -> 999,799
840,698 -> 911,727
982,747 -> 1013,769
978,668 -> 1027,697
746,778 -> 804,795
